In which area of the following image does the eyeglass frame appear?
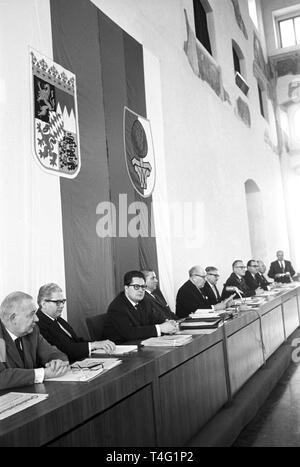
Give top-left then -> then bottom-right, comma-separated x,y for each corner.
192,274 -> 207,279
127,284 -> 147,291
207,273 -> 220,277
44,299 -> 67,306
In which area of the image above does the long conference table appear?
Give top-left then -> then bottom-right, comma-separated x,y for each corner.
0,284 -> 300,447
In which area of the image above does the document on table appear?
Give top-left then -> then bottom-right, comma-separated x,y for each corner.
92,345 -> 138,356
0,392 -> 48,420
46,358 -> 122,382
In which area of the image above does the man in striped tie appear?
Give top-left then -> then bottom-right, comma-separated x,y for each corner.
36,283 -> 115,363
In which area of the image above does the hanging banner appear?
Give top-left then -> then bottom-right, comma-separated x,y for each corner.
30,48 -> 81,178
124,106 -> 156,198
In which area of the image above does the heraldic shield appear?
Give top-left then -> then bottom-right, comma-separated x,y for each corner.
123,107 -> 156,198
30,48 -> 81,178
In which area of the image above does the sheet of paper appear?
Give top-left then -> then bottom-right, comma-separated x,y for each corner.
0,392 -> 48,420
46,358 -> 122,382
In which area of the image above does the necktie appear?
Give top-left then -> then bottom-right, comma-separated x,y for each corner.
281,262 -> 284,271
54,319 -> 73,338
15,337 -> 24,363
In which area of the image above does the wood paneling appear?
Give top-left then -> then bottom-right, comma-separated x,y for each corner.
262,306 -> 285,358
49,384 -> 156,447
283,297 -> 299,337
158,342 -> 228,446
227,320 -> 264,396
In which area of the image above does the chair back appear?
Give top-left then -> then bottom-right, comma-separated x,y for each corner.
86,313 -> 107,340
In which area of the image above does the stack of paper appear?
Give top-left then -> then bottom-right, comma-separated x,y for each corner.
46,358 -> 121,382
141,335 -> 193,347
0,392 -> 48,420
92,345 -> 138,356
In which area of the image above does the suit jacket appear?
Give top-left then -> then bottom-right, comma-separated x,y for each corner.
202,281 -> 221,306
103,292 -> 165,344
37,309 -> 89,363
176,280 -> 212,319
144,289 -> 177,321
244,270 -> 260,291
0,321 -> 67,390
268,260 -> 295,282
221,273 -> 255,299
256,272 -> 270,290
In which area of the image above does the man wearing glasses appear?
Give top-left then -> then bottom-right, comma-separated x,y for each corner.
244,260 -> 265,294
176,266 -> 233,318
37,283 -> 115,363
103,271 -> 178,343
203,267 -> 222,306
0,291 -> 69,390
221,260 -> 255,299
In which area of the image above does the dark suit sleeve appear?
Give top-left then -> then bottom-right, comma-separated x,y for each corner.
288,261 -> 296,277
36,333 -> 69,365
106,305 -> 159,342
268,262 -> 276,279
37,323 -> 89,363
0,364 -> 35,390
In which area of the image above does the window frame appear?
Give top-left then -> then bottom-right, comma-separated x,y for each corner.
274,9 -> 300,49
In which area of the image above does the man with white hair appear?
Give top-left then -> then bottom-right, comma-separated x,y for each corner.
0,291 -> 69,390
37,283 -> 115,362
268,250 -> 296,283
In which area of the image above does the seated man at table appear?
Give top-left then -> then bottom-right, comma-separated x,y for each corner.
257,260 -> 272,290
141,269 -> 176,320
176,265 -> 232,318
268,250 -> 296,283
244,260 -> 265,294
202,266 -> 223,306
0,291 -> 69,390
103,271 -> 178,343
37,283 -> 115,363
221,260 -> 256,299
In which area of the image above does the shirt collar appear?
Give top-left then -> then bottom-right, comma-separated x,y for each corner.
41,310 -> 56,321
5,328 -> 18,342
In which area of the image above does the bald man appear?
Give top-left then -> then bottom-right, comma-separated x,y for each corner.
0,291 -> 69,390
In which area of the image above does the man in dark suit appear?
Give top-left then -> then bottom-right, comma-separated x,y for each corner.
0,291 -> 69,390
141,269 -> 176,320
222,260 -> 256,299
37,283 -> 115,363
268,250 -> 296,283
176,265 -> 232,318
244,260 -> 264,294
256,260 -> 271,290
103,271 -> 178,343
203,266 -> 222,306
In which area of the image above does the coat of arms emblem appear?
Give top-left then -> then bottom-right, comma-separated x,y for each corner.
124,107 -> 156,198
30,49 -> 81,177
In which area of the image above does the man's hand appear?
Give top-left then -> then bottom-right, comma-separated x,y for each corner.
159,320 -> 178,334
92,340 -> 116,354
255,287 -> 264,295
44,359 -> 70,379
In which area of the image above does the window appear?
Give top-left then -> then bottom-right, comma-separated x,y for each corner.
257,83 -> 267,119
278,15 -> 300,48
232,40 -> 249,96
193,0 -> 212,55
248,0 -> 259,30
233,47 -> 241,74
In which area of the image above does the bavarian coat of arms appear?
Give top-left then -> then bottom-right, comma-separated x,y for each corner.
30,49 -> 80,177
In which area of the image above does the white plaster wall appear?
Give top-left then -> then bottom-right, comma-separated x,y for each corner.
92,0 -> 292,293
0,0 -> 66,313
